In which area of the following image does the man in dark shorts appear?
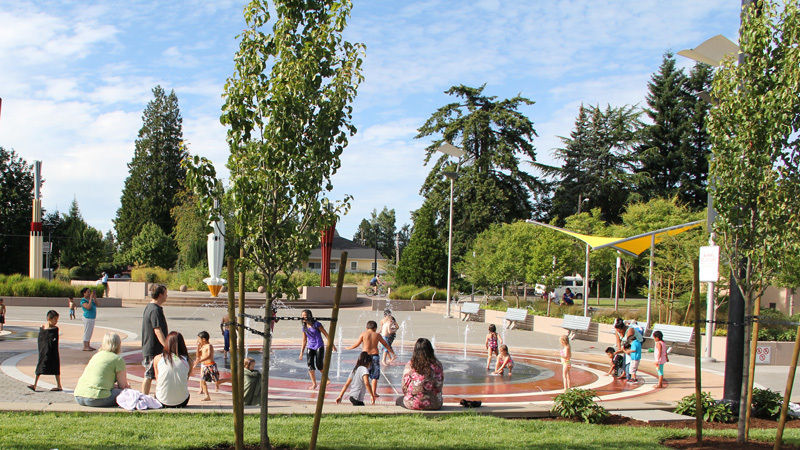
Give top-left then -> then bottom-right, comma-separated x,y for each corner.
141,285 -> 168,395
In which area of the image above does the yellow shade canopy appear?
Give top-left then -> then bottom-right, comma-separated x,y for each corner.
526,220 -> 704,256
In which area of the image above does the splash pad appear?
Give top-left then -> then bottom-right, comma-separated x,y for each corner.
122,341 -> 653,406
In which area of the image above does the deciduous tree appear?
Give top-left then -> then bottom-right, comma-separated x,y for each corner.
707,1 -> 800,439
0,147 -> 33,274
188,1 -> 364,447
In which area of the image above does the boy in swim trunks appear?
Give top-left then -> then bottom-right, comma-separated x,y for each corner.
346,320 -> 395,398
193,331 -> 220,401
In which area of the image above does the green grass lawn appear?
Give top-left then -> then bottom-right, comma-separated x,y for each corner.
1,412 -> 795,449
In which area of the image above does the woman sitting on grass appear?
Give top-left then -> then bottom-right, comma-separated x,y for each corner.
396,338 -> 443,410
74,333 -> 129,407
153,331 -> 191,408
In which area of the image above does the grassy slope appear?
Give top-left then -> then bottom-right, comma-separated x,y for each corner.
1,412 -> 796,449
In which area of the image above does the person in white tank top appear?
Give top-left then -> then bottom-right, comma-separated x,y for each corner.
153,331 -> 191,408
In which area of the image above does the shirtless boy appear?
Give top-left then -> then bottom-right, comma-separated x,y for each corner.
346,320 -> 396,397
193,331 -> 220,401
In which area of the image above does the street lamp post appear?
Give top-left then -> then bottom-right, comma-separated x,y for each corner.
437,143 -> 466,318
678,31 -> 742,401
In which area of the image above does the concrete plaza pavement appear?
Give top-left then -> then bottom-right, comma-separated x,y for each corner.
1,299 -> 799,415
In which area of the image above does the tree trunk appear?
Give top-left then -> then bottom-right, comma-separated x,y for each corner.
259,286 -> 273,449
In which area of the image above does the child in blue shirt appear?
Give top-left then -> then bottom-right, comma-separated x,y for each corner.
626,337 -> 642,382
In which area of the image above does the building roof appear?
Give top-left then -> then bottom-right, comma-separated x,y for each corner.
308,232 -> 388,261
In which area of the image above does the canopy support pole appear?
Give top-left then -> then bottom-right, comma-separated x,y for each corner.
646,234 -> 655,325
584,243 -> 590,317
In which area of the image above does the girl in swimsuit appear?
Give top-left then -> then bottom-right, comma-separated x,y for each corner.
494,345 -> 513,375
485,324 -> 502,370
560,335 -> 572,389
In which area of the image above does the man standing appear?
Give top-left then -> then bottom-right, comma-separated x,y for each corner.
141,285 -> 168,395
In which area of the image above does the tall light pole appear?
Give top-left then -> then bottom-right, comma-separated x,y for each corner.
678,31 -> 742,400
437,143 -> 466,318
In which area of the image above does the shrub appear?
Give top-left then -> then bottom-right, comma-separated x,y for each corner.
751,388 -> 783,420
169,266 -> 210,291
758,309 -> 796,342
290,271 -> 321,288
131,266 -> 172,284
0,275 -> 103,298
674,392 -> 734,422
388,285 -> 446,300
551,388 -> 609,424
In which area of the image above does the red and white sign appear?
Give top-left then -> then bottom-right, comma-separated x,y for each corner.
699,245 -> 720,282
756,346 -> 771,364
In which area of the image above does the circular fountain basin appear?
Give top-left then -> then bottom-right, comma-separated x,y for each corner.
225,348 -> 553,386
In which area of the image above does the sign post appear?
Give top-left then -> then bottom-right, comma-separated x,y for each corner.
699,245 -> 720,361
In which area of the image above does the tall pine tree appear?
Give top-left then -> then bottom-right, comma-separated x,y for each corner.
637,53 -> 712,209
352,207 -> 396,261
545,104 -> 643,222
114,86 -> 186,251
416,84 -> 546,265
0,147 -> 33,274
396,201 -> 446,287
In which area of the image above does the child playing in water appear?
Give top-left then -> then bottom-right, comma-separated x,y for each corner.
653,330 -> 668,388
346,320 -> 394,397
193,331 -> 220,400
560,335 -> 572,389
493,345 -> 514,375
605,346 -> 625,378
485,324 -> 502,370
335,351 -> 376,406
29,310 -> 63,391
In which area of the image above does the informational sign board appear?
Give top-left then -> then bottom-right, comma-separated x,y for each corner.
42,242 -> 52,254
756,346 -> 772,365
698,245 -> 720,282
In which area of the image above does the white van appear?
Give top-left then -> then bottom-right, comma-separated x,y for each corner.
553,275 -> 585,301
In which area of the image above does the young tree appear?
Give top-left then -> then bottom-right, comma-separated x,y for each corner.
707,0 -> 800,440
189,1 -> 364,447
115,86 -> 186,251
546,104 -> 643,223
0,147 -> 33,274
396,202 -> 446,287
416,84 -> 546,266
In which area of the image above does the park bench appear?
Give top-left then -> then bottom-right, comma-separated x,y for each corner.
503,307 -> 533,330
561,314 -> 597,341
647,324 -> 695,355
459,302 -> 483,322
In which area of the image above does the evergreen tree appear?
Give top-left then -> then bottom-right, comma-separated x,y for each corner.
416,84 -> 546,265
637,53 -> 713,209
58,200 -> 106,276
114,86 -> 186,251
545,104 -> 643,222
396,202 -> 446,287
637,53 -> 690,200
0,147 -> 33,274
352,207 -> 396,260
681,63 -> 714,209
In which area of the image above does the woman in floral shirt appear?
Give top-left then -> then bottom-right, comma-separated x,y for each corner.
396,338 -> 443,410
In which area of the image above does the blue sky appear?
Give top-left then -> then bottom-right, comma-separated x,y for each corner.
0,1 -> 741,239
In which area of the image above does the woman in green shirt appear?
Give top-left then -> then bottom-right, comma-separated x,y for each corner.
74,333 -> 129,407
